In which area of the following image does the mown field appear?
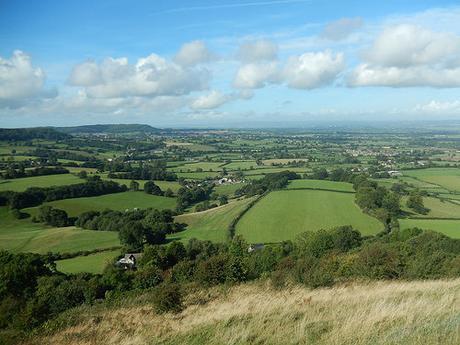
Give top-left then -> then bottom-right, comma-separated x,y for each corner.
236,190 -> 383,243
23,191 -> 176,217
0,173 -> 83,192
287,179 -> 354,192
399,218 -> 460,238
56,249 -> 121,274
0,207 -> 119,254
171,197 -> 255,243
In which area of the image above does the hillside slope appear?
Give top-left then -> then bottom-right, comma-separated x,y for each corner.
27,279 -> 460,345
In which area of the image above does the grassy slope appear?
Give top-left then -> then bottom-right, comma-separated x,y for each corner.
0,207 -> 119,254
24,191 -> 176,217
236,190 -> 382,243
170,198 -> 255,243
0,174 -> 83,192
29,279 -> 460,345
56,249 -> 121,274
399,219 -> 460,238
287,179 -> 354,192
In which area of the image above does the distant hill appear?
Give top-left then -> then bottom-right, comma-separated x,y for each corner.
55,124 -> 161,135
0,127 -> 71,141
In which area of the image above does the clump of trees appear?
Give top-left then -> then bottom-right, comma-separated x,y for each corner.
406,191 -> 429,214
75,208 -> 186,251
144,180 -> 163,196
353,176 -> 401,231
176,183 -> 214,211
107,161 -> 177,181
35,206 -> 72,227
236,171 -> 300,197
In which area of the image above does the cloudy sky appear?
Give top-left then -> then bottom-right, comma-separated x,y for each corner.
1,0 -> 460,127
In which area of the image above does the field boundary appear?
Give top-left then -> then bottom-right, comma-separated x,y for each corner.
405,216 -> 460,221
227,193 -> 267,241
286,187 -> 355,194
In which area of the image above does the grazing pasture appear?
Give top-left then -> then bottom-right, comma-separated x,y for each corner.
236,190 -> 382,243
0,173 -> 83,192
399,218 -> 460,238
0,207 -> 119,253
171,198 -> 254,243
23,191 -> 176,217
56,249 -> 121,274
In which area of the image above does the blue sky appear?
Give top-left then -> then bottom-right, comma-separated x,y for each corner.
1,0 -> 460,127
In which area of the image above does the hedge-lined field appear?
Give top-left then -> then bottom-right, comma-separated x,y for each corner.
236,190 -> 382,242
0,207 -> 119,254
56,249 -> 121,274
399,218 -> 460,238
0,173 -> 83,192
171,198 -> 255,243
23,191 -> 176,217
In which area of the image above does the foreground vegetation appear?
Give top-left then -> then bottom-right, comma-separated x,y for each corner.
25,278 -> 460,345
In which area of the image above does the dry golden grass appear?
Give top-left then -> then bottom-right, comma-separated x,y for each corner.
27,279 -> 460,345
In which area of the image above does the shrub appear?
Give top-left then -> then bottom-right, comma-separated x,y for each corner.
152,283 -> 183,314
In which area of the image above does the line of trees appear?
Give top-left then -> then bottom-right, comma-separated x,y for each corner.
0,179 -> 127,209
0,166 -> 69,180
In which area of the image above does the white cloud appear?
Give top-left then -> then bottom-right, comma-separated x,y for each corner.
349,64 -> 460,88
69,54 -> 210,98
190,90 -> 232,109
349,24 -> 460,87
321,17 -> 363,41
283,51 -> 345,89
238,40 -> 278,62
233,62 -> 279,89
174,40 -> 214,67
366,24 -> 460,67
68,60 -> 102,86
414,100 -> 460,114
0,50 -> 55,108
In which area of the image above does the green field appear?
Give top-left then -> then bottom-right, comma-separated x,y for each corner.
170,198 -> 255,242
0,207 -> 120,254
399,219 -> 460,238
176,171 -> 221,180
169,161 -> 224,172
221,160 -> 257,170
56,249 -> 121,274
403,168 -> 460,192
287,179 -> 354,192
236,190 -> 383,243
0,173 -> 83,192
401,196 -> 460,218
24,191 -> 176,217
213,183 -> 245,197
